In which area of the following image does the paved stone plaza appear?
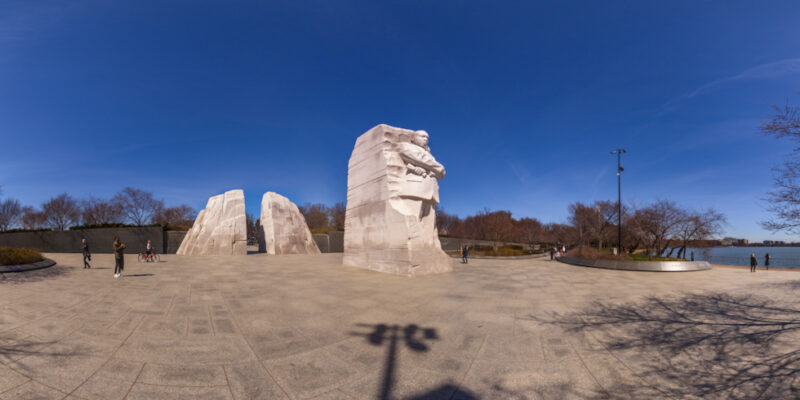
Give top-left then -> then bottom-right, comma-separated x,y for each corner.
1,254 -> 799,399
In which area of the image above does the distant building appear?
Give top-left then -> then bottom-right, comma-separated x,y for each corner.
763,240 -> 786,246
721,237 -> 748,246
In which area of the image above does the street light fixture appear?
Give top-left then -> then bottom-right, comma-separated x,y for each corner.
610,148 -> 626,253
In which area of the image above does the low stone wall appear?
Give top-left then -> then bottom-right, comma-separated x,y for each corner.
438,237 -> 534,252
312,234 -> 330,253
311,231 -> 344,253
0,258 -> 56,273
164,231 -> 188,254
557,256 -> 712,272
0,227 -> 187,254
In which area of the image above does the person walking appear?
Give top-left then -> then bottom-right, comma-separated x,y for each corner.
461,245 -> 469,264
113,236 -> 126,278
765,253 -> 771,270
549,247 -> 555,261
81,238 -> 91,269
690,251 -> 694,262
750,253 -> 757,272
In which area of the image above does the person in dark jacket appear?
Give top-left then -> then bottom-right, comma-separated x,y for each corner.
765,253 -> 771,270
113,236 -> 126,278
750,253 -> 757,272
81,238 -> 91,269
549,248 -> 555,261
461,245 -> 470,264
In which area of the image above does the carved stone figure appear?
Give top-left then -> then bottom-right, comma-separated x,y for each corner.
176,189 -> 247,256
259,192 -> 321,255
343,124 -> 452,276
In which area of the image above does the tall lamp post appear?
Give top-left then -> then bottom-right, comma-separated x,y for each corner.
611,148 -> 626,253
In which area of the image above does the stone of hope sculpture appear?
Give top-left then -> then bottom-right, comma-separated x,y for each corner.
343,124 -> 453,277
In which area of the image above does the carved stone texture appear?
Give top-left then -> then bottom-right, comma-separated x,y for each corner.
176,189 -> 247,256
343,124 -> 452,277
259,192 -> 321,255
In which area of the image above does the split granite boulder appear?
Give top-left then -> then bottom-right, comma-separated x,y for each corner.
259,192 -> 321,255
176,189 -> 247,256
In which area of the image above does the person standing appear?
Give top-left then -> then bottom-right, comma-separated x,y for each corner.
765,253 -> 771,270
549,247 -> 555,261
81,238 -> 91,269
113,236 -> 126,278
750,253 -> 757,272
690,251 -> 694,262
461,245 -> 469,264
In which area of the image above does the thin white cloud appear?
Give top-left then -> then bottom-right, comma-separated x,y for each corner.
687,58 -> 800,98
660,58 -> 800,114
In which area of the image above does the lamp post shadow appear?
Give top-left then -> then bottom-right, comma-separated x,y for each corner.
351,323 -> 479,400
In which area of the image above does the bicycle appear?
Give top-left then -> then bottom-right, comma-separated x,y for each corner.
138,251 -> 160,263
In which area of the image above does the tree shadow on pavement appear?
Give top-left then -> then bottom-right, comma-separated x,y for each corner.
0,265 -> 71,285
0,336 -> 87,373
540,292 -> 800,399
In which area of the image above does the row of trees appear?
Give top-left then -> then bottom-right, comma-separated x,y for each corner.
0,185 -> 726,257
298,202 -> 346,231
0,186 -> 196,231
436,200 -> 725,258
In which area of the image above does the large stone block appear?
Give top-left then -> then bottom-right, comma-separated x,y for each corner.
258,192 -> 321,255
343,124 -> 452,277
176,189 -> 247,256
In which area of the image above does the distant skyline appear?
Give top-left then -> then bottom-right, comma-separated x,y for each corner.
2,1 -> 800,242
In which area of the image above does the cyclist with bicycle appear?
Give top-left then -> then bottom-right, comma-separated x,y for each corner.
145,240 -> 155,261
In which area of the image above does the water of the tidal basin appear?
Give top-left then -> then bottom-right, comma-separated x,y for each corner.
687,246 -> 800,269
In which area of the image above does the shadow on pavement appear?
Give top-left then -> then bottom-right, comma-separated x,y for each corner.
0,265 -> 71,284
540,292 -> 800,399
351,323 -> 480,400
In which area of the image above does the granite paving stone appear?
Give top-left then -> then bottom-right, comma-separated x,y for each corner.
0,252 -> 798,399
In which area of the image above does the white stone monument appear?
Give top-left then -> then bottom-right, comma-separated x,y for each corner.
176,189 -> 247,256
343,124 -> 452,277
259,192 -> 321,255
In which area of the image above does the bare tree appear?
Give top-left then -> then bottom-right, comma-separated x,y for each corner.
435,207 -> 461,236
81,196 -> 123,225
246,212 -> 258,242
154,204 -> 196,227
673,209 -> 726,259
635,200 -> 686,257
568,202 -> 594,246
474,209 -> 517,251
329,202 -> 346,230
42,193 -> 81,231
516,217 -> 544,248
112,187 -> 164,225
0,198 -> 23,231
299,203 -> 329,229
761,99 -> 800,233
21,206 -> 47,230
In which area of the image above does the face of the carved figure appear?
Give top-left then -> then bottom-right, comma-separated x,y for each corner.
413,131 -> 429,148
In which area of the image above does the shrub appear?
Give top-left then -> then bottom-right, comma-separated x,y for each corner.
0,247 -> 44,266
164,225 -> 191,231
565,246 -> 626,260
0,228 -> 51,233
69,223 -> 161,230
310,227 -> 337,234
627,253 -> 685,262
469,245 -> 527,257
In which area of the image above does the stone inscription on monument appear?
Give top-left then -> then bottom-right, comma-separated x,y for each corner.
259,192 -> 321,255
343,124 -> 452,276
176,189 -> 247,256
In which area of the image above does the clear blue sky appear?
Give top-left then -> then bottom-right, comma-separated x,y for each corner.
1,1 -> 799,241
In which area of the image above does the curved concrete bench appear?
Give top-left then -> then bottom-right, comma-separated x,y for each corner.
557,256 -> 711,272
0,258 -> 56,273
449,253 -> 548,260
